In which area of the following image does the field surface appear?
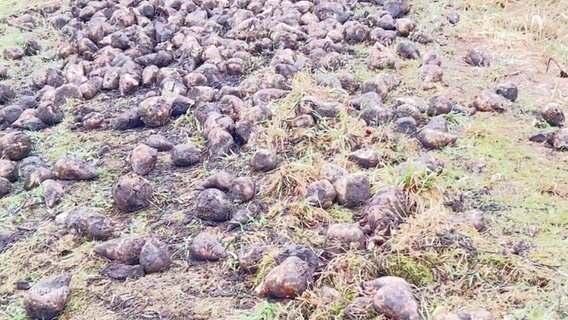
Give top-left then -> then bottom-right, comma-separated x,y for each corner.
0,0 -> 567,319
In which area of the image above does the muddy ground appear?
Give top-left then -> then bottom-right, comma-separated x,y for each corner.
0,0 -> 567,319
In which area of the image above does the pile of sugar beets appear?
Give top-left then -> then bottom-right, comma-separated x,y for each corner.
0,0 -> 564,319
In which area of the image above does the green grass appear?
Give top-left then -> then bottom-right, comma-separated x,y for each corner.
235,301 -> 281,320
0,188 -> 44,229
0,25 -> 25,46
1,298 -> 27,320
429,111 -> 568,316
0,0 -> 66,82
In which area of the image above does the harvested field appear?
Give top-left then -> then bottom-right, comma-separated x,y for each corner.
0,0 -> 567,319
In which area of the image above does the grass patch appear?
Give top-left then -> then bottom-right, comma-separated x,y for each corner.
0,0 -> 63,19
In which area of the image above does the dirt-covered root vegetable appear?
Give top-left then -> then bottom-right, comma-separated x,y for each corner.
201,171 -> 235,191
410,29 -> 434,44
367,276 -> 420,320
45,68 -> 64,88
20,164 -> 54,190
348,148 -> 380,169
119,73 -> 140,96
352,93 -> 384,110
171,144 -> 201,167
251,88 -> 288,106
494,81 -> 518,102
384,0 -> 411,18
529,128 -> 556,143
64,207 -> 115,240
363,276 -> 413,294
538,103 -> 565,127
320,163 -> 348,183
11,109 -> 47,131
309,100 -> 341,118
42,179 -> 64,208
255,256 -> 312,299
395,18 -> 417,37
130,143 -> 158,175
227,208 -> 254,230
146,134 -> 174,151
447,12 -> 460,25
229,177 -> 256,202
360,205 -> 396,241
189,232 -> 226,261
79,77 -> 102,100
0,83 -> 15,104
3,46 -> 24,60
333,172 -> 371,208
290,114 -> 316,128
53,84 -> 82,106
305,179 -> 336,209
93,236 -> 146,265
195,188 -> 234,222
138,96 -> 171,127
325,223 -> 366,253
367,43 -> 396,70
549,128 -> 568,150
235,120 -> 253,144
112,173 -> 152,212
465,48 -> 490,67
0,131 -> 32,161
207,128 -> 235,159
250,149 -> 278,172
396,40 -> 421,60
100,263 -> 145,281
0,65 -> 8,79
394,117 -> 417,134
139,237 -> 171,273
275,243 -> 320,272
472,90 -> 508,113
54,155 -> 98,180
367,186 -> 410,219
336,73 -> 359,93
428,95 -> 453,116
420,64 -> 443,85
422,52 -> 443,66
24,274 -> 72,320
82,112 -> 105,130
0,177 -> 11,198
394,103 -> 422,122
36,101 -> 64,125
416,128 -> 458,149
0,159 -> 18,182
